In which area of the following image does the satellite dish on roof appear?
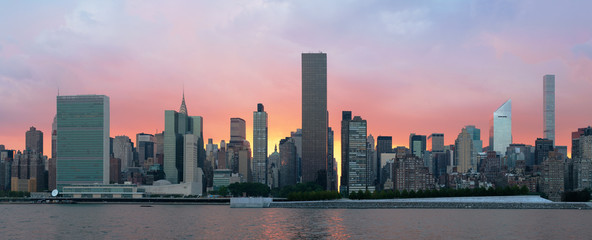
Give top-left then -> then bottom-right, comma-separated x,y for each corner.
51,189 -> 59,197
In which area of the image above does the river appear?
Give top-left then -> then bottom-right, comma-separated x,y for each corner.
0,204 -> 590,239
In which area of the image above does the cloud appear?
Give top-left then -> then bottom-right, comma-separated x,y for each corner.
572,40 -> 592,59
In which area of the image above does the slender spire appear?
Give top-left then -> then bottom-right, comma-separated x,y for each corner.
179,87 -> 188,115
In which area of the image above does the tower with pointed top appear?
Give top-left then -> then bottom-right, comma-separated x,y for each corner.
489,99 -> 512,156
164,93 -> 205,185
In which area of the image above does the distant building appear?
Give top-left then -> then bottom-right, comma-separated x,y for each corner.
505,144 -> 534,169
252,103 -> 268,185
11,150 -> 45,192
136,133 -> 155,169
376,136 -> 393,190
394,155 -> 435,192
25,126 -> 43,154
1,149 -> 14,190
409,134 -> 426,158
571,127 -> 592,159
543,75 -> 555,144
480,151 -> 501,185
428,133 -> 444,152
109,157 -> 121,184
340,111 -> 352,194
454,127 -> 474,173
268,146 -> 280,189
113,136 -> 134,172
328,127 -> 337,191
535,138 -> 554,166
490,99 -> 512,156
56,95 -> 110,188
279,137 -> 298,188
301,52 -> 328,189
227,118 -> 251,182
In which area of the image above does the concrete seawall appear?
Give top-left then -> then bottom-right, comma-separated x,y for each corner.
270,201 -> 592,209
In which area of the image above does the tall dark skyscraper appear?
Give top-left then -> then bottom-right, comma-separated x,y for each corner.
301,52 -> 328,188
340,111 -> 352,193
409,133 -> 427,158
25,126 -> 43,154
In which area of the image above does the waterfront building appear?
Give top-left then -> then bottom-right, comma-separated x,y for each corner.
409,134 -> 426,158
455,128 -> 474,173
394,155 -> 435,192
213,169 -> 232,191
56,95 -> 110,188
535,138 -> 554,166
541,151 -> 565,202
60,184 -> 145,198
25,126 -> 43,154
301,52 -> 328,189
543,75 -> 555,144
490,99 -> 512,156
253,103 -> 268,185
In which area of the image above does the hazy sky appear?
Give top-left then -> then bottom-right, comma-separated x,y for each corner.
2,1 -> 592,164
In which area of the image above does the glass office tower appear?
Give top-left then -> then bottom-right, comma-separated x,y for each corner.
56,95 -> 110,188
490,99 -> 512,156
544,75 -> 555,145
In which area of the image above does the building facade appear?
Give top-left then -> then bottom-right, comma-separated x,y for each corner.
25,127 -> 43,154
301,52 -> 328,188
56,95 -> 110,188
543,75 -> 555,144
253,103 -> 268,185
490,99 -> 512,156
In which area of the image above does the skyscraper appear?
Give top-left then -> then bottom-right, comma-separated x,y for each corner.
340,111 -> 352,193
279,137 -> 298,188
56,95 -> 110,187
347,116 -> 373,193
136,133 -> 155,169
164,94 -> 205,184
253,103 -> 268,185
302,52 -> 328,188
228,118 -> 251,182
490,99 -> 512,156
544,75 -> 555,145
25,127 -> 43,154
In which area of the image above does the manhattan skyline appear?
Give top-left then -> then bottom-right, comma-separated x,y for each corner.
2,1 -> 592,162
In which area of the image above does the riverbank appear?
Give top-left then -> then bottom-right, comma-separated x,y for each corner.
0,197 -> 230,205
269,196 -> 592,209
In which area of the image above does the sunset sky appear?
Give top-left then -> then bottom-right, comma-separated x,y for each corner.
2,0 -> 592,170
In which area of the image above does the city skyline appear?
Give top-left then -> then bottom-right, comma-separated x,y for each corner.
2,1 -> 592,163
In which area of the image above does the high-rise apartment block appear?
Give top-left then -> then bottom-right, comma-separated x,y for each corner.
302,52 -> 328,189
253,103 -> 268,185
56,95 -> 110,187
340,111 -> 352,193
490,99 -> 512,156
543,75 -> 555,144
